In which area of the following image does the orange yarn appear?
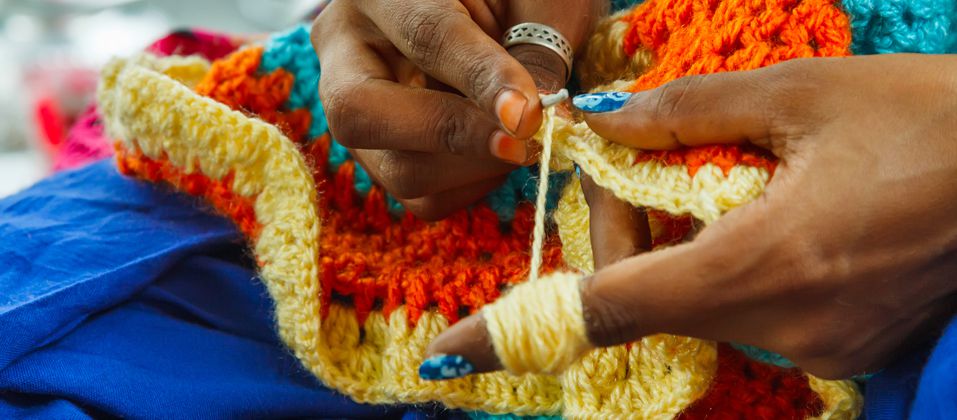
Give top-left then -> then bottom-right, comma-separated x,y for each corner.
117,138 -> 565,326
619,0 -> 851,175
195,47 -> 313,142
314,136 -> 564,324
115,144 -> 261,241
622,0 -> 852,92
636,144 -> 778,177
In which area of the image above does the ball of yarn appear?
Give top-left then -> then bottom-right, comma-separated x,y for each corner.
483,272 -> 593,375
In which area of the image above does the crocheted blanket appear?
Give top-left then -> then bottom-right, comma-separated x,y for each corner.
95,0 -> 955,418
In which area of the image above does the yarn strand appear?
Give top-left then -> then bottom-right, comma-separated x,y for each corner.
529,90 -> 566,281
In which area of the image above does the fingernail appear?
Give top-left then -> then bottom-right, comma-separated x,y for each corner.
489,130 -> 528,164
495,89 -> 528,134
418,354 -> 475,380
572,92 -> 633,113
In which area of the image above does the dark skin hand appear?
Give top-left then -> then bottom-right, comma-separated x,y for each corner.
427,54 -> 957,380
311,0 -> 606,220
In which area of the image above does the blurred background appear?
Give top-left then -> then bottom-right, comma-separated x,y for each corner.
0,0 -> 325,197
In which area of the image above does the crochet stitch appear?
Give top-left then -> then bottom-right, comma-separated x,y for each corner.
91,0 -> 943,416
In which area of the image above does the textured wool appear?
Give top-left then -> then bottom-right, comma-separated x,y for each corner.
91,0 -> 952,416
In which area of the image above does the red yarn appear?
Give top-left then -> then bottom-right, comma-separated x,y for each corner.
678,344 -> 825,419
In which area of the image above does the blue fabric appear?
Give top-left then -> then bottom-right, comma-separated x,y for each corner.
0,161 -> 456,419
1,161 -> 955,419
910,317 -> 957,418
865,316 -> 957,420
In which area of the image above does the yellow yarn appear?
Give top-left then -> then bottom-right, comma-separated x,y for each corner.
484,272 -> 592,375
532,117 -> 770,225
98,51 -> 862,419
554,177 -> 594,274
529,105 -> 558,282
808,375 -> 864,420
576,10 -> 654,91
97,53 -> 724,417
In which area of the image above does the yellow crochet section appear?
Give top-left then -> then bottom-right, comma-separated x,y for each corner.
555,177 -> 594,274
537,117 -> 771,224
97,53 -> 736,418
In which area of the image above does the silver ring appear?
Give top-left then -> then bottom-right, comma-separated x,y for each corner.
502,23 -> 573,82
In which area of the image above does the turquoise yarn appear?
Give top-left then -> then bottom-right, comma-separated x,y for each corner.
730,343 -> 796,368
486,168 -> 527,222
259,26 -> 579,223
468,412 -> 560,420
843,0 -> 957,54
260,25 -> 329,139
486,168 -> 569,222
611,0 -> 644,12
327,140 -> 350,171
353,162 -> 373,195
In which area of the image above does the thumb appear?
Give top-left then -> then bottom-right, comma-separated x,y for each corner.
417,197 -> 777,379
572,69 -> 787,151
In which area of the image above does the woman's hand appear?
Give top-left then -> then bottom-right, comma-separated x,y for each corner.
311,0 -> 605,220
424,54 -> 957,379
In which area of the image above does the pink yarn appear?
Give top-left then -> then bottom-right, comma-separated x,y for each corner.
48,29 -> 243,173
53,105 -> 113,171
146,29 -> 242,61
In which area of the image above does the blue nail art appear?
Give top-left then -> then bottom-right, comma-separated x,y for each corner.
418,354 -> 475,380
572,91 -> 633,113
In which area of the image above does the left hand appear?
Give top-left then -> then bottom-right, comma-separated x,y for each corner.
422,54 -> 957,380
312,0 -> 606,220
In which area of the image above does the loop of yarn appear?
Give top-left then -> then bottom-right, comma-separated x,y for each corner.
484,271 -> 592,375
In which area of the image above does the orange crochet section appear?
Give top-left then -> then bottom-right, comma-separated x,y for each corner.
678,344 -> 824,419
116,141 -> 563,325
619,0 -> 851,175
622,0 -> 852,92
637,144 -> 778,177
195,46 -> 312,142
304,138 -> 565,324
115,144 -> 261,241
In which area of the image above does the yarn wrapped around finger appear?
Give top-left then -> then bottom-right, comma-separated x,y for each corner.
90,0 -> 957,416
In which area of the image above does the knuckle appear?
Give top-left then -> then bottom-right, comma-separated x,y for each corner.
310,6 -> 335,49
650,74 -> 706,122
426,98 -> 471,155
397,6 -> 457,70
460,52 -> 502,102
321,82 -> 388,149
320,82 -> 358,142
580,277 -> 639,347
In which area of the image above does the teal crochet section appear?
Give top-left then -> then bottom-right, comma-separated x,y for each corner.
731,343 -> 796,368
260,25 -> 328,138
843,0 -> 957,54
261,25 -> 399,211
262,25 -> 571,222
487,167 -> 569,222
611,0 -> 644,12
469,412 -> 561,420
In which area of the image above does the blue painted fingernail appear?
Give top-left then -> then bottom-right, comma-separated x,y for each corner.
418,354 -> 475,380
572,91 -> 633,113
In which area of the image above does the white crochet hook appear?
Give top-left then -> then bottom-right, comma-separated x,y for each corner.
540,88 -> 569,108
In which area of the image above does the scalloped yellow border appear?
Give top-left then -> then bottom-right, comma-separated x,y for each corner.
97,54 -> 860,419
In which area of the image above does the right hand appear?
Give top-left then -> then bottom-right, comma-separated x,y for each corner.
311,0 -> 605,220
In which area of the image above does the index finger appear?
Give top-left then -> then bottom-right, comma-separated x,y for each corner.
418,194 -> 781,378
356,0 -> 544,139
